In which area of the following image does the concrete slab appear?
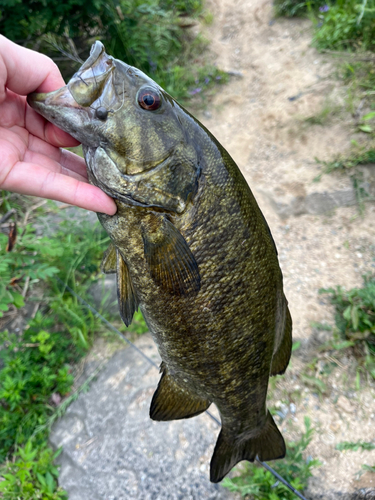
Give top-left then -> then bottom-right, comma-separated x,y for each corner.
50,334 -> 236,500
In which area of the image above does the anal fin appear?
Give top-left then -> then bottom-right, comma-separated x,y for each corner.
150,364 -> 210,421
116,249 -> 139,327
210,411 -> 285,483
271,307 -> 292,376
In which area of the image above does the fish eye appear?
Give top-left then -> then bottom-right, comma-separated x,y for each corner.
96,106 -> 108,120
137,87 -> 161,111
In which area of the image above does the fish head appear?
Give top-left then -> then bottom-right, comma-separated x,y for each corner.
28,41 -> 201,213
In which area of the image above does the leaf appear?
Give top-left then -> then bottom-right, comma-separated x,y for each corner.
362,112 -> 375,121
37,472 -> 46,486
331,340 -> 355,350
343,305 -> 352,321
292,340 -> 301,351
356,369 -> 361,390
301,374 -> 327,393
362,464 -> 375,472
11,292 -> 25,309
351,306 -> 359,330
359,125 -> 373,133
46,471 -> 55,493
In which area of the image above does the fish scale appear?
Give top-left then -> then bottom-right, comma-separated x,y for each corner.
28,40 -> 292,483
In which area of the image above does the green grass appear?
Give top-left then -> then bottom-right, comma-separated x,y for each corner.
302,99 -> 341,126
222,417 -> 320,499
273,0 -> 327,18
319,275 -> 375,379
0,442 -> 67,500
336,441 -> 375,452
315,145 -> 375,178
340,60 -> 375,116
362,464 -> 375,473
275,0 -> 375,53
312,0 -> 375,52
0,194 -> 148,497
314,144 -> 375,215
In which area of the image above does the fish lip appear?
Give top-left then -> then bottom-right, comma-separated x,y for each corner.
27,86 -> 81,110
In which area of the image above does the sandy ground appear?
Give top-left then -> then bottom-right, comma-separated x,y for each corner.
195,0 -> 375,496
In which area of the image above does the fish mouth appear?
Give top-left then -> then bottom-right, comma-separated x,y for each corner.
27,41 -> 114,112
27,41 -> 118,146
27,86 -> 82,112
79,40 -> 106,72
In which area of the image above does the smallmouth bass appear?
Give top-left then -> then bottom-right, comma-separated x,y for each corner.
28,41 -> 292,483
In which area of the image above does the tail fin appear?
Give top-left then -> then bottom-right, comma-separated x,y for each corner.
210,411 -> 285,483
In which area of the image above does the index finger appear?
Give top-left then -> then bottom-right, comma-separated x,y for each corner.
0,36 -> 66,99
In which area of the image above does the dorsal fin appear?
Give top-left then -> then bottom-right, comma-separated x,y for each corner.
116,249 -> 139,327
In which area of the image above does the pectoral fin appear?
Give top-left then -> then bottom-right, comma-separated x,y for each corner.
101,244 -> 117,274
150,363 -> 210,421
116,249 -> 139,327
142,216 -> 200,296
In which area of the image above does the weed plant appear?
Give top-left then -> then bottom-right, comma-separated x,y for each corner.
315,145 -> 375,178
0,442 -> 68,500
336,441 -> 375,452
313,0 -> 375,52
222,417 -> 319,499
0,195 -> 147,497
362,464 -> 375,472
314,143 -> 375,214
0,0 -> 227,103
320,275 -> 375,379
275,0 -> 375,53
274,0 -> 327,18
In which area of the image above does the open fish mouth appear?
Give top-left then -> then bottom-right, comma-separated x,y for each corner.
67,41 -> 116,107
27,41 -> 115,114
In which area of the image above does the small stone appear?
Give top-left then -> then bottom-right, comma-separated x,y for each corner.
336,396 -> 354,414
50,393 -> 62,406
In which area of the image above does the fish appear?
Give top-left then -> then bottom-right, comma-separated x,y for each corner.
27,41 -> 292,483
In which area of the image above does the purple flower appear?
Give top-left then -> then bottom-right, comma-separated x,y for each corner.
319,4 -> 329,12
189,87 -> 202,95
204,77 -> 210,84
216,76 -> 222,81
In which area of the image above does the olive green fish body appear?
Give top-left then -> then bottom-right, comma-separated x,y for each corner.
28,42 -> 292,483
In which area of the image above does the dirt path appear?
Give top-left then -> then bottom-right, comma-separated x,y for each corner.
196,0 -> 375,496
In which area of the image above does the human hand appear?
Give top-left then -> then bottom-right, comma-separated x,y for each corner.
0,36 -> 117,215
